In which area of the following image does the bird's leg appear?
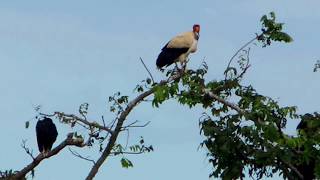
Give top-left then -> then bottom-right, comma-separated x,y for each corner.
41,149 -> 45,156
181,62 -> 185,70
42,149 -> 49,157
174,62 -> 179,70
173,62 -> 181,73
180,60 -> 188,73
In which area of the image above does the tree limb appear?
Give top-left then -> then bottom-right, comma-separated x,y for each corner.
12,133 -> 85,180
85,73 -> 183,180
52,112 -> 114,135
279,158 -> 304,180
204,89 -> 246,114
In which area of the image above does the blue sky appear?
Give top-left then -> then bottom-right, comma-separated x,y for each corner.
0,1 -> 319,179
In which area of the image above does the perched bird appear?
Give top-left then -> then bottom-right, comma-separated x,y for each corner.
36,117 -> 58,156
156,24 -> 200,70
295,113 -> 320,180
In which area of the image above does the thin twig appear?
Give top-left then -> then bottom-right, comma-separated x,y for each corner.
69,148 -> 96,165
122,121 -> 151,129
236,48 -> 251,80
226,35 -> 259,70
101,116 -> 106,127
124,129 -> 130,150
140,57 -> 155,83
105,118 -> 117,140
21,140 -> 35,160
111,151 -> 145,155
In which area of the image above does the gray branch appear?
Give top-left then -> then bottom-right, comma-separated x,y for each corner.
12,133 -> 85,180
85,73 -> 183,180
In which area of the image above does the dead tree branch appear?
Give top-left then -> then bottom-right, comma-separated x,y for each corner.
122,120 -> 151,130
69,148 -> 96,165
51,112 -> 114,135
21,140 -> 35,161
226,34 -> 261,71
140,57 -> 155,83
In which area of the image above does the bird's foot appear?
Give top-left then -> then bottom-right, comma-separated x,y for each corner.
181,62 -> 187,72
41,150 -> 49,157
157,67 -> 165,72
172,66 -> 183,75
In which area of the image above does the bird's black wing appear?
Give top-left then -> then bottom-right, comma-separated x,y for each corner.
36,120 -> 45,152
36,118 -> 58,153
156,43 -> 189,68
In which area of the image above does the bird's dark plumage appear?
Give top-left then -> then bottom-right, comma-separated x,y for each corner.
156,44 -> 189,68
295,113 -> 320,180
36,117 -> 58,154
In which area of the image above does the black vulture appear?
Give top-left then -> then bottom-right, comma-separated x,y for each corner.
295,113 -> 320,180
36,117 -> 58,155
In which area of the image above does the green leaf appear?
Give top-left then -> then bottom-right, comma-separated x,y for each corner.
25,121 -> 30,129
260,15 -> 267,22
121,158 -> 133,168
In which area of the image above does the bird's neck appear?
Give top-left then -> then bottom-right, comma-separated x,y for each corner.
194,32 -> 200,40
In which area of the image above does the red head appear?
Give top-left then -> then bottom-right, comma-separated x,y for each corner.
193,24 -> 200,33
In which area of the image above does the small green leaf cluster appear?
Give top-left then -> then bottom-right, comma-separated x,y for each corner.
258,12 -> 293,47
108,92 -> 129,115
134,78 -> 154,93
121,158 -> 133,169
152,81 -> 179,107
112,137 -> 153,169
178,68 -> 208,108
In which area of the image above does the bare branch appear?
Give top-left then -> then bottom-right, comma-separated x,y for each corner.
122,121 -> 151,130
140,57 -> 155,83
101,116 -> 106,127
68,148 -> 96,165
52,112 -> 114,135
226,34 -> 261,71
111,151 -> 145,155
21,140 -> 35,160
124,129 -> 130,150
236,48 -> 251,80
12,133 -> 85,180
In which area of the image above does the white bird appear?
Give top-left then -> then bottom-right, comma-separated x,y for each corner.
156,24 -> 200,69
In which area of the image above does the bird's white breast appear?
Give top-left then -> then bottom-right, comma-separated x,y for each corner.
189,39 -> 198,53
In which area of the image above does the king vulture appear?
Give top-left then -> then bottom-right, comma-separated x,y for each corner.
36,117 -> 58,155
156,24 -> 200,69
